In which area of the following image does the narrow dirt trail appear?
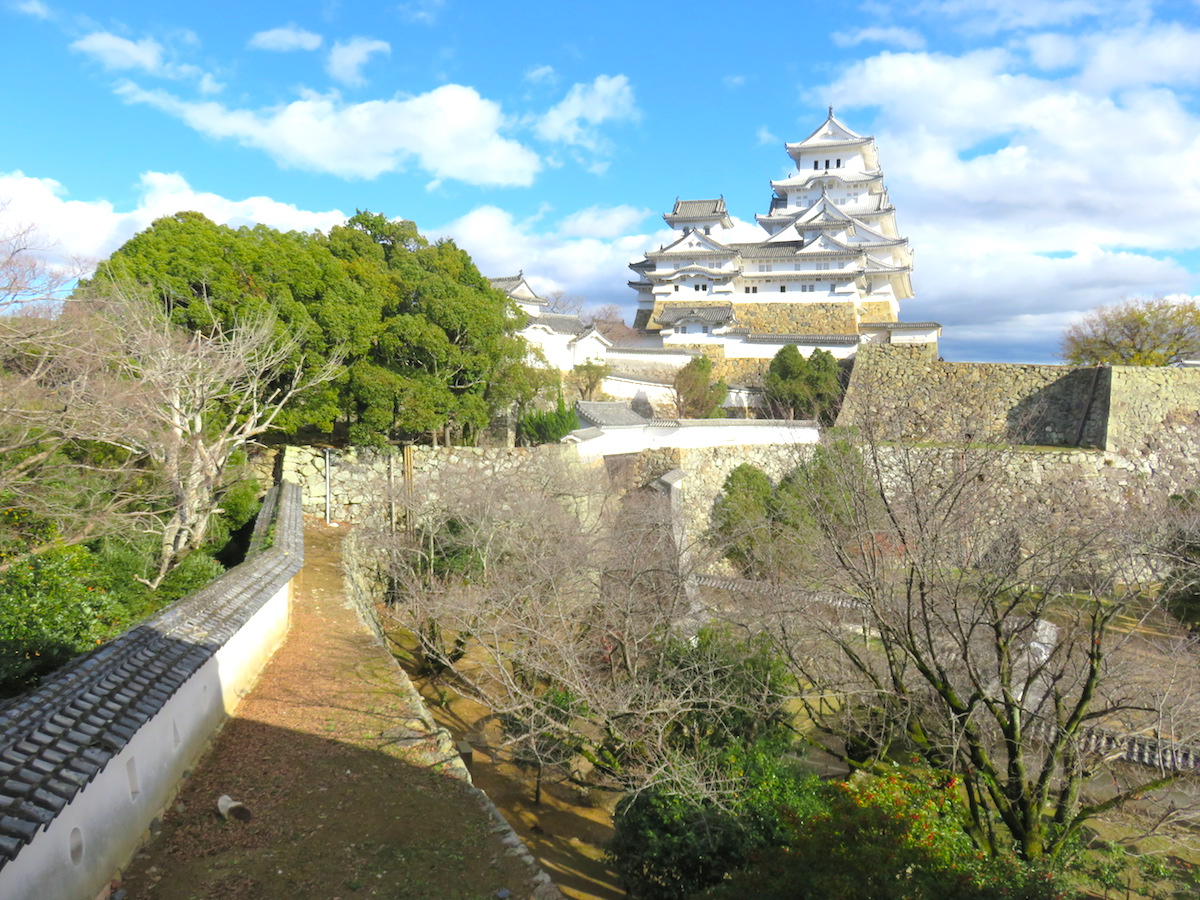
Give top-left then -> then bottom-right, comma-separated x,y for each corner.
117,520 -> 555,900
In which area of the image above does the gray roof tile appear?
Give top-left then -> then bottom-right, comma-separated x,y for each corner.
575,401 -> 650,428
529,312 -> 585,335
668,198 -> 727,218
656,305 -> 733,326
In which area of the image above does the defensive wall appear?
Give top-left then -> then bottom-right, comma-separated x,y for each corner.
0,484 -> 303,900
258,345 -> 1200,588
836,343 -> 1200,500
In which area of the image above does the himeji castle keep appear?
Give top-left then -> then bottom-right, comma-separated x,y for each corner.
494,110 -> 940,398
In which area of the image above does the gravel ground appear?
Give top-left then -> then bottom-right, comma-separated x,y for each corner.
117,519 -> 559,900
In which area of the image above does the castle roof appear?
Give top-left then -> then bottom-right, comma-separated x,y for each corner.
656,305 -> 734,326
742,332 -> 862,345
860,321 -> 942,330
489,274 -> 523,291
786,109 -> 872,152
576,400 -> 650,428
664,197 -> 733,228
527,312 -> 587,335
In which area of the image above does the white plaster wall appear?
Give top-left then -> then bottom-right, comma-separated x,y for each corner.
600,375 -> 674,406
719,337 -> 858,360
570,421 -> 819,461
606,348 -> 698,368
522,328 -> 573,371
0,581 -> 292,900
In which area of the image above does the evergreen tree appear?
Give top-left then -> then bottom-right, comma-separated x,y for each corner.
763,345 -> 842,424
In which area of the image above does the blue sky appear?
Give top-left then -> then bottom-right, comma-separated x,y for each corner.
4,0 -> 1200,362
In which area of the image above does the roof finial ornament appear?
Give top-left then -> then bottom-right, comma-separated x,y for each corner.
828,104 -> 834,118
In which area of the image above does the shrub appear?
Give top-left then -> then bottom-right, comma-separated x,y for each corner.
0,546 -> 120,696
706,769 -> 1071,900
516,394 -> 578,445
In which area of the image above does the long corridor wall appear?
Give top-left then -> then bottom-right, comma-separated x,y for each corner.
0,483 -> 304,900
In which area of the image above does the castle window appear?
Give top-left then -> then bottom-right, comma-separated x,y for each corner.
825,159 -> 830,169
674,285 -> 679,291
801,284 -> 815,293
703,283 -> 708,291
813,160 -> 818,170
780,285 -> 787,292
695,284 -> 702,291
704,226 -> 711,234
836,159 -> 842,167
759,264 -> 772,272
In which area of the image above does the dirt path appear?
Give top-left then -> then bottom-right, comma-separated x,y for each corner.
117,520 -> 558,900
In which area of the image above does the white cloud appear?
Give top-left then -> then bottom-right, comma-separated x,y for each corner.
1023,33 -> 1080,70
524,64 -> 556,85
815,37 -> 1200,361
116,82 -> 542,185
558,205 -> 649,239
832,26 -> 926,50
436,205 -> 673,313
536,74 -> 639,151
910,0 -> 1151,34
398,0 -> 445,25
1074,23 -> 1200,92
248,24 -> 323,52
70,29 -> 221,91
327,37 -> 391,87
16,1 -> 50,19
72,32 -> 163,72
723,74 -> 747,88
0,169 -> 347,269
756,125 -> 779,146
197,72 -> 223,95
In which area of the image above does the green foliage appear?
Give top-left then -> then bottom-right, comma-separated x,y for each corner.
155,552 -> 226,604
568,360 -> 611,401
516,394 -> 579,445
608,631 -> 802,899
610,743 -> 820,900
91,208 -> 532,446
764,345 -> 843,424
712,439 -> 870,577
672,356 -> 727,418
0,546 -> 120,695
712,464 -> 773,576
655,627 -> 794,754
1061,297 -> 1200,366
705,770 -> 1069,900
0,517 -> 240,697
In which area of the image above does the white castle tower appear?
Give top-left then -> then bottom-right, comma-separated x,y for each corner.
629,110 -> 933,371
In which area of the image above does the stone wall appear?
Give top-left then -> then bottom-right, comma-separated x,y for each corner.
267,444 -> 563,522
710,356 -> 770,385
859,300 -> 897,322
838,343 -> 1111,448
673,443 -> 813,553
1108,366 -> 1200,459
729,300 -> 858,334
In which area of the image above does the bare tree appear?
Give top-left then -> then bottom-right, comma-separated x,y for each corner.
544,290 -> 584,316
4,288 -> 338,583
362,455 -> 786,803
0,311 -> 163,563
724,425 -> 1200,862
0,204 -> 86,310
